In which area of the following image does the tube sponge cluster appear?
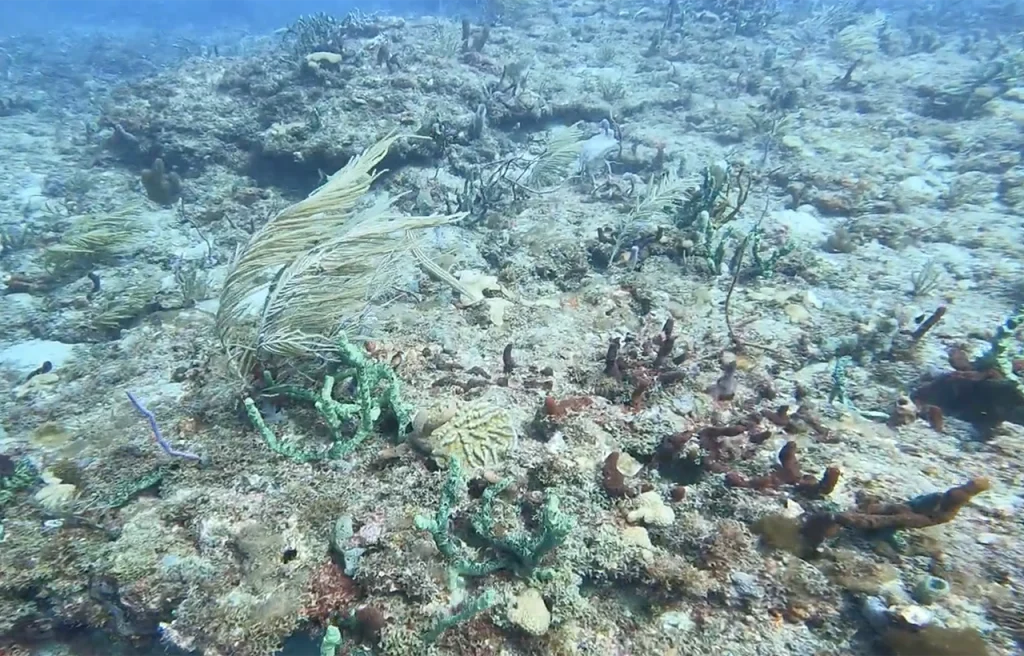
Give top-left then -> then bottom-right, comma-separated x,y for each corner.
414,457 -> 574,578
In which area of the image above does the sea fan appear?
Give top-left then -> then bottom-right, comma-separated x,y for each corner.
525,122 -> 586,189
42,206 -> 141,274
254,211 -> 451,363
610,174 -> 687,265
216,133 -> 463,379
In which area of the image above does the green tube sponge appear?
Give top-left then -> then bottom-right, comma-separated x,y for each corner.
320,625 -> 342,656
912,575 -> 950,605
422,589 -> 498,644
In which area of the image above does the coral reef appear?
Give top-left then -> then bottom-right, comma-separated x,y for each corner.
1,3 -> 1022,656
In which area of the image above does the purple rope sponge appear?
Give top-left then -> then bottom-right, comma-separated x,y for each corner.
126,391 -> 202,462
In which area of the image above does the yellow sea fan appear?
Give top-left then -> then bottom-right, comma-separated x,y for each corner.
834,12 -> 885,60
34,470 -> 77,512
215,133 -> 464,379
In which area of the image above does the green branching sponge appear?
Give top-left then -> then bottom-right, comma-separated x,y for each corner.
413,457 -> 476,569
0,458 -> 39,513
421,589 -> 498,644
472,478 -> 574,577
244,335 -> 415,462
414,457 -> 574,578
749,224 -> 794,278
100,465 -> 168,509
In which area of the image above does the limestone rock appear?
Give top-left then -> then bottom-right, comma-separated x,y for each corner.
625,490 -> 674,527
508,587 -> 551,636
621,525 -> 654,550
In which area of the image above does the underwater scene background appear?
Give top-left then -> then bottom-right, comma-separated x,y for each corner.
1,0 -> 1024,655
